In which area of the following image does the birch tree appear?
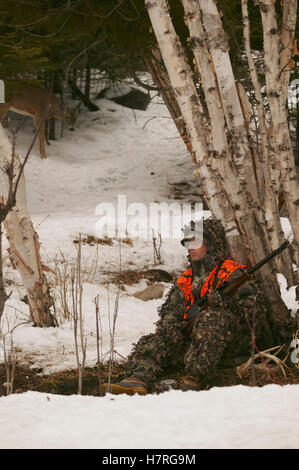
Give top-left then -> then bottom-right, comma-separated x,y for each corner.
144,0 -> 298,344
0,124 -> 56,327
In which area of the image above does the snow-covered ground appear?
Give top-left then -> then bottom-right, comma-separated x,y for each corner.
0,89 -> 197,373
0,82 -> 298,449
1,385 -> 299,449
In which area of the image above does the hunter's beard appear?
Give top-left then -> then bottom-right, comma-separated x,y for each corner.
191,258 -> 204,276
191,249 -> 223,276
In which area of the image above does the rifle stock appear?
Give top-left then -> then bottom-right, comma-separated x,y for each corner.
182,272 -> 252,336
220,271 -> 252,296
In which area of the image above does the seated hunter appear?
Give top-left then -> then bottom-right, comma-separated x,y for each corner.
103,218 -> 271,395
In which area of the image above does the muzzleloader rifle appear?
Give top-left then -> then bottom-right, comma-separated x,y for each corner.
182,238 -> 291,336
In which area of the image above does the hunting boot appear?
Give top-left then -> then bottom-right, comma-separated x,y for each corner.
102,377 -> 148,396
180,376 -> 201,392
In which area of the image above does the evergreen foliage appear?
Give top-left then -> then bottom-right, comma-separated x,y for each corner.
0,1 -> 297,96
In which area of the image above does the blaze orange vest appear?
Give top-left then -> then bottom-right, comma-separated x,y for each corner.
177,259 -> 247,319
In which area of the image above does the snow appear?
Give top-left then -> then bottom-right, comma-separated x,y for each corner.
1,385 -> 299,449
1,91 -> 193,373
0,80 -> 298,449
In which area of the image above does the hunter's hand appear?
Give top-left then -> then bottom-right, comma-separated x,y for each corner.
182,318 -> 195,337
184,303 -> 199,321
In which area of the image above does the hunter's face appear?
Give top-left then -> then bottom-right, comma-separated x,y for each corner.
189,241 -> 207,261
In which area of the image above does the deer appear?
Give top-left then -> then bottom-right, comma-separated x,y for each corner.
0,86 -> 80,159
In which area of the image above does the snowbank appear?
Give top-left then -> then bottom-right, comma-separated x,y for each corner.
0,384 -> 298,449
0,81 -> 298,450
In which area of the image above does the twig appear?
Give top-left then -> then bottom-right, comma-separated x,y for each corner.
113,349 -> 127,361
95,294 -> 103,396
152,229 -> 162,265
107,239 -> 122,391
86,242 -> 99,283
142,115 -> 172,130
72,234 -> 87,395
248,305 -> 256,386
0,315 -> 18,396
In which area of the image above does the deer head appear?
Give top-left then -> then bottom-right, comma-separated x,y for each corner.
61,102 -> 81,131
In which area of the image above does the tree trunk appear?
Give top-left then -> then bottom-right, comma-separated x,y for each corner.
296,98 -> 299,166
85,66 -> 91,101
68,79 -> 99,111
259,0 -> 299,280
241,0 -> 295,287
49,117 -> 56,141
144,0 -> 298,343
0,124 -> 56,327
0,221 -> 7,319
279,0 -> 298,106
143,46 -> 186,138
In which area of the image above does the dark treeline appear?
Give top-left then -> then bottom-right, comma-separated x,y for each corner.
0,0 -> 298,158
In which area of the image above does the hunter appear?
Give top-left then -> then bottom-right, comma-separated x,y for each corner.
103,218 -> 271,395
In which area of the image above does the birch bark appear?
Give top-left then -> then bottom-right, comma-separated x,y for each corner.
241,0 -> 295,286
0,125 -> 56,327
145,0 -> 295,338
143,46 -> 186,138
279,0 -> 298,105
145,0 -> 239,249
180,0 -> 266,262
259,0 -> 299,282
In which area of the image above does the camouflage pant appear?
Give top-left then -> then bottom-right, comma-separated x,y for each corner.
125,305 -> 234,387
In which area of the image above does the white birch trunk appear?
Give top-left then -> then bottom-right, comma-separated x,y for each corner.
197,0 -> 261,207
145,0 -> 294,334
181,0 -> 228,156
279,0 -> 298,105
241,0 -> 295,286
143,46 -> 185,137
191,0 -> 283,272
0,124 -> 55,327
180,0 -> 263,261
259,0 -> 299,281
145,0 -> 240,251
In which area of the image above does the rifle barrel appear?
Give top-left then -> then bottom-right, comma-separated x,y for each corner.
247,240 -> 289,275
197,239 -> 290,308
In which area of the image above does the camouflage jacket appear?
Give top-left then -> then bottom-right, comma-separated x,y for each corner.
157,263 -> 269,360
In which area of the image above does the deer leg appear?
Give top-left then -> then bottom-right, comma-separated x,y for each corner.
39,122 -> 47,159
45,120 -> 50,146
34,118 -> 47,159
